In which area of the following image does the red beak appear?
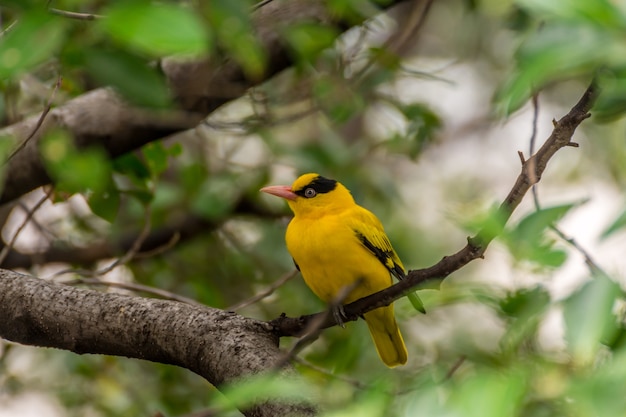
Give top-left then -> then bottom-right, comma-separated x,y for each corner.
260,185 -> 298,201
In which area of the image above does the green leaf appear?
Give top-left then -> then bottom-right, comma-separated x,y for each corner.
125,189 -> 154,205
41,131 -> 112,194
83,48 -> 170,108
368,47 -> 402,72
101,2 -> 211,57
500,286 -> 551,353
168,143 -> 183,157
563,275 -> 621,362
601,206 -> 626,239
208,1 -> 266,78
407,292 -> 425,313
113,153 -> 151,182
142,142 -> 169,177
112,153 -> 153,203
87,185 -> 121,223
500,286 -> 551,318
503,203 -> 575,267
326,0 -> 384,24
282,23 -> 339,66
512,204 -> 574,240
516,0 -> 626,28
388,102 -> 441,159
56,151 -> 111,193
461,204 -> 508,244
593,68 -> 626,121
0,11 -> 66,79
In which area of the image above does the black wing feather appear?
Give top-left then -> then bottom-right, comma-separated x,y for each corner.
355,231 -> 404,279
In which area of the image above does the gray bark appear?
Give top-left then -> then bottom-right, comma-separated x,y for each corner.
0,269 -> 316,416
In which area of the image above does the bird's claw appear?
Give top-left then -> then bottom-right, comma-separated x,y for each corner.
332,305 -> 347,328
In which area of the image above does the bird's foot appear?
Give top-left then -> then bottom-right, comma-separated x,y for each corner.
332,305 -> 347,328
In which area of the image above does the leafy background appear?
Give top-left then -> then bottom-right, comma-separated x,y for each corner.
1,0 -> 626,416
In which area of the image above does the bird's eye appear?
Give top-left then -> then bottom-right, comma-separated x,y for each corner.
304,188 -> 316,198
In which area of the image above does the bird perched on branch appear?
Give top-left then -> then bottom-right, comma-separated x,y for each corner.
261,173 -> 424,367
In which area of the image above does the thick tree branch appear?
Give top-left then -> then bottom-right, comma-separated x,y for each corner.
0,270 -> 316,417
271,82 -> 599,337
0,0 -> 405,205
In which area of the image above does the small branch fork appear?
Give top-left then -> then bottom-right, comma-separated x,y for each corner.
529,95 -> 608,279
271,81 -> 599,337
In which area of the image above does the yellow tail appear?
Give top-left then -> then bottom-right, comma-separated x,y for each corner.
364,306 -> 407,367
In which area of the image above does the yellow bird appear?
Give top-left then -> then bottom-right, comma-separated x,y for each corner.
261,173 -> 423,367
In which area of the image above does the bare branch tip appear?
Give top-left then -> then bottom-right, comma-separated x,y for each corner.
567,142 -> 580,148
517,151 -> 526,164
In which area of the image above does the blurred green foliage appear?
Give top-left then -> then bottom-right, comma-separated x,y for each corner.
503,203 -> 575,267
101,2 -> 211,58
1,0 -> 626,416
0,11 -> 67,79
497,0 -> 626,117
41,130 -> 113,194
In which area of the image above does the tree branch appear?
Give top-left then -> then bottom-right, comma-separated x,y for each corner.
271,81 -> 599,337
0,0 -> 405,205
0,270 -> 316,417
0,197 -> 277,269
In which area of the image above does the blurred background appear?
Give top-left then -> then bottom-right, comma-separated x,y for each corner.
1,0 -> 626,416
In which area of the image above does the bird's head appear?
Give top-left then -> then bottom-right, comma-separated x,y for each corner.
261,173 -> 355,218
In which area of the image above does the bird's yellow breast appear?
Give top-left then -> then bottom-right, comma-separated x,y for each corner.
286,209 -> 394,304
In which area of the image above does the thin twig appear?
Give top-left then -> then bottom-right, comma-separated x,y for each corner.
53,204 -> 154,279
442,355 -> 466,381
294,357 -> 372,390
251,0 -> 274,11
96,204 -> 153,276
0,189 -> 53,265
274,311 -> 328,370
0,20 -> 17,38
353,0 -> 435,84
389,0 -> 435,57
295,357 -> 423,396
528,94 -> 540,188
551,227 -> 608,277
228,269 -> 298,311
17,198 -> 57,242
274,280 -> 361,369
203,107 -> 318,134
6,76 -> 62,163
48,8 -> 104,20
133,231 -> 181,259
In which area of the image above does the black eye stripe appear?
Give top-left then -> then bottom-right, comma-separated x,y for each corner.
294,176 -> 337,197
